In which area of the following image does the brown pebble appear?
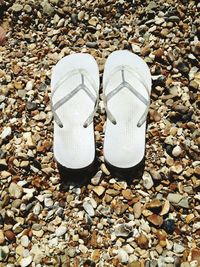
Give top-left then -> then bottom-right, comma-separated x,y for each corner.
147,214 -> 163,227
0,26 -> 6,45
136,233 -> 149,249
0,230 -> 5,245
153,48 -> 164,58
5,230 -> 16,241
122,189 -> 133,200
141,45 -> 151,56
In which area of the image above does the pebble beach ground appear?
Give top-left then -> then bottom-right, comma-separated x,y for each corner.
0,0 -> 200,266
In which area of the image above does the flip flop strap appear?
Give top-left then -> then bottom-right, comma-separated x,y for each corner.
103,65 -> 151,127
51,69 -> 99,128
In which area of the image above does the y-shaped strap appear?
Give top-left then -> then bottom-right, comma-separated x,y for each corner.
51,69 -> 99,128
103,65 -> 150,127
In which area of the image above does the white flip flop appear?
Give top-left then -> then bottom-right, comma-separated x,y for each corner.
103,50 -> 152,180
51,53 -> 99,185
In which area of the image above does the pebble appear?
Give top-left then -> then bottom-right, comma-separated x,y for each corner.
19,256 -> 33,267
11,3 -> 23,12
167,193 -> 183,204
55,226 -> 67,237
142,172 -> 154,189
117,248 -> 129,263
83,201 -> 95,217
0,230 -> 5,245
136,233 -> 149,249
0,246 -> 9,261
1,126 -> 12,139
92,186 -> 105,196
172,145 -> 182,157
21,236 -> 30,248
133,202 -> 142,219
44,197 -> 53,207
147,214 -> 163,227
163,219 -> 176,234
8,182 -> 23,199
41,0 -> 54,16
114,223 -> 133,237
173,243 -> 185,253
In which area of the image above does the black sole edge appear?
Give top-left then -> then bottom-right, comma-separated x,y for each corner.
105,157 -> 145,184
57,157 -> 99,188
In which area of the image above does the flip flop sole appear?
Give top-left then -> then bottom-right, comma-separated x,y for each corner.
103,50 -> 152,180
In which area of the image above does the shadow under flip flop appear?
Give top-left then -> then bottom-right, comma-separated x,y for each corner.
105,157 -> 145,185
57,156 -> 99,188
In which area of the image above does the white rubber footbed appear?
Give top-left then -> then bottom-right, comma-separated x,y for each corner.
103,51 -> 152,168
51,54 -> 99,169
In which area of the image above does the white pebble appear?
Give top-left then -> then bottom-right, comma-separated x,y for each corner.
55,226 -> 67,237
117,248 -> 129,263
25,81 -> 33,91
83,201 -> 95,217
21,236 -> 30,248
142,172 -> 154,189
19,255 -> 33,267
1,126 -> 12,139
172,145 -> 182,157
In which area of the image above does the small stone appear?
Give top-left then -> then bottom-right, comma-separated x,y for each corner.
8,182 -> 23,199
160,200 -> 170,216
55,226 -> 67,237
127,262 -> 141,267
170,163 -> 183,174
44,198 -> 53,207
191,249 -> 200,265
178,198 -> 189,208
0,230 -> 5,245
167,193 -> 183,204
41,0 -> 54,16
163,219 -> 176,234
117,248 -> 129,263
100,164 -> 110,175
5,230 -> 15,241
142,172 -> 154,189
83,201 -> 95,217
150,170 -> 161,180
21,236 -> 30,248
122,189 -> 133,200
146,199 -> 162,210
147,214 -> 163,227
79,244 -> 88,254
133,202 -> 142,219
32,229 -> 44,238
173,243 -> 185,253
19,256 -> 33,267
25,81 -> 33,91
185,214 -> 194,224
78,11 -> 85,21
91,171 -> 102,185
86,42 -> 98,48
0,27 -> 6,45
141,46 -> 151,56
172,146 -> 182,157
24,4 -> 32,13
154,48 -> 164,58
88,16 -> 99,26
26,102 -> 37,111
132,44 -> 141,53
136,233 -> 149,249
71,13 -> 77,24
92,186 -> 105,196
114,223 -> 133,237
0,246 -> 9,261
1,127 -> 12,139
11,3 -> 23,12
66,247 -> 76,258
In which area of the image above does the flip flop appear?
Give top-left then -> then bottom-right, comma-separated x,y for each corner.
51,53 -> 99,186
103,50 -> 152,181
